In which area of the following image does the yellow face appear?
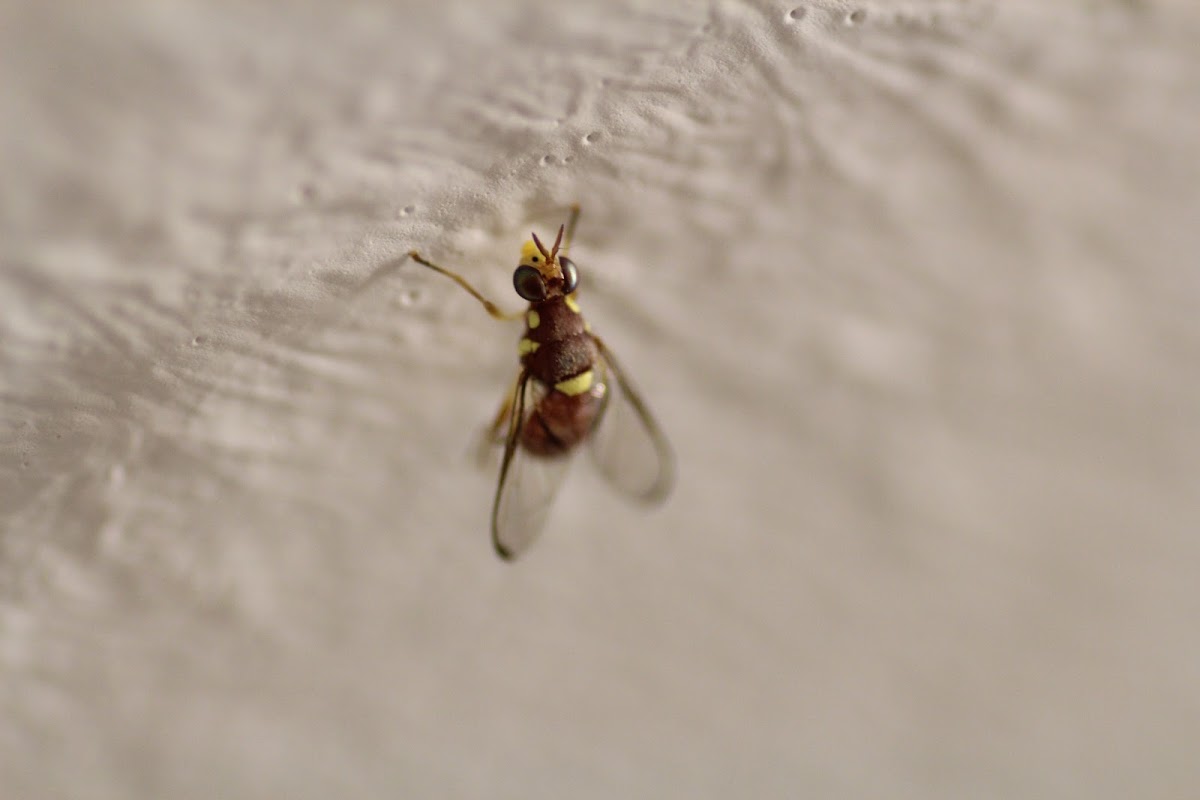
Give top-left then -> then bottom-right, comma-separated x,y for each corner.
520,239 -> 562,282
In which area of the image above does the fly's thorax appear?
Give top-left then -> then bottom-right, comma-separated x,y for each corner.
518,296 -> 586,373
523,295 -> 586,344
517,296 -> 595,387
521,331 -> 598,388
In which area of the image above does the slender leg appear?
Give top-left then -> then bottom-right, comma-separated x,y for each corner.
562,204 -> 581,253
474,374 -> 520,465
407,251 -> 522,321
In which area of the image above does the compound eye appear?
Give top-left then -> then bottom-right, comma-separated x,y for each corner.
559,257 -> 579,294
513,265 -> 547,302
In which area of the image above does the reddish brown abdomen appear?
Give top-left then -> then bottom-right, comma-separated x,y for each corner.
521,385 -> 604,458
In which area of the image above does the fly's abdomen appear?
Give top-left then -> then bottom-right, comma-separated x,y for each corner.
521,383 -> 605,457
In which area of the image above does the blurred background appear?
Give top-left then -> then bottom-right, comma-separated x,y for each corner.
2,1 -> 1198,797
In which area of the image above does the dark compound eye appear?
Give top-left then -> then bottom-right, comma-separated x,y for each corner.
559,257 -> 579,294
513,265 -> 547,302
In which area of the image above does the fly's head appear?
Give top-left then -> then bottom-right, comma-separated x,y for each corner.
512,224 -> 579,303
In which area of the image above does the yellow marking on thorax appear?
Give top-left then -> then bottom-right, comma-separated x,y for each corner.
527,310 -> 540,329
555,369 -> 594,396
564,295 -> 581,314
518,338 -> 539,356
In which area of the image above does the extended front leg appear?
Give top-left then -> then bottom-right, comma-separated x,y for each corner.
407,251 -> 523,321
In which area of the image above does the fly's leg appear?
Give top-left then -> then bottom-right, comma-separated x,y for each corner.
474,374 -> 520,465
407,251 -> 523,321
408,250 -> 526,462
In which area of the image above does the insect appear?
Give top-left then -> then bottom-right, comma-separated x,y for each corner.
407,205 -> 674,560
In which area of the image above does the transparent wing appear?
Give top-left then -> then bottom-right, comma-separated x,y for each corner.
590,337 -> 675,503
491,372 -> 574,560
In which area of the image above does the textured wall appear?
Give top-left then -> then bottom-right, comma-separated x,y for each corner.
2,1 -> 1198,797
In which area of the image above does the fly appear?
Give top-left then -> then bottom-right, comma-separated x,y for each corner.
407,205 -> 674,559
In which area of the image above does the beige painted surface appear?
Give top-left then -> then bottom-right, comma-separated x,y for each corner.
2,1 -> 1198,797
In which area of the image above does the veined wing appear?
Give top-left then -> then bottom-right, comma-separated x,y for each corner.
491,371 -> 574,560
589,336 -> 675,504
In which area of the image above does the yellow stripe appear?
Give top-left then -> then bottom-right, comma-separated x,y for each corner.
518,338 -> 539,355
555,369 -> 594,396
527,310 -> 540,329
564,295 -> 581,314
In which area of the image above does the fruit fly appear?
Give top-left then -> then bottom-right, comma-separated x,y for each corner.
407,205 -> 674,560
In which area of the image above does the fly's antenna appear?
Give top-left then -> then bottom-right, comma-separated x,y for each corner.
549,224 -> 565,263
530,231 -> 551,261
